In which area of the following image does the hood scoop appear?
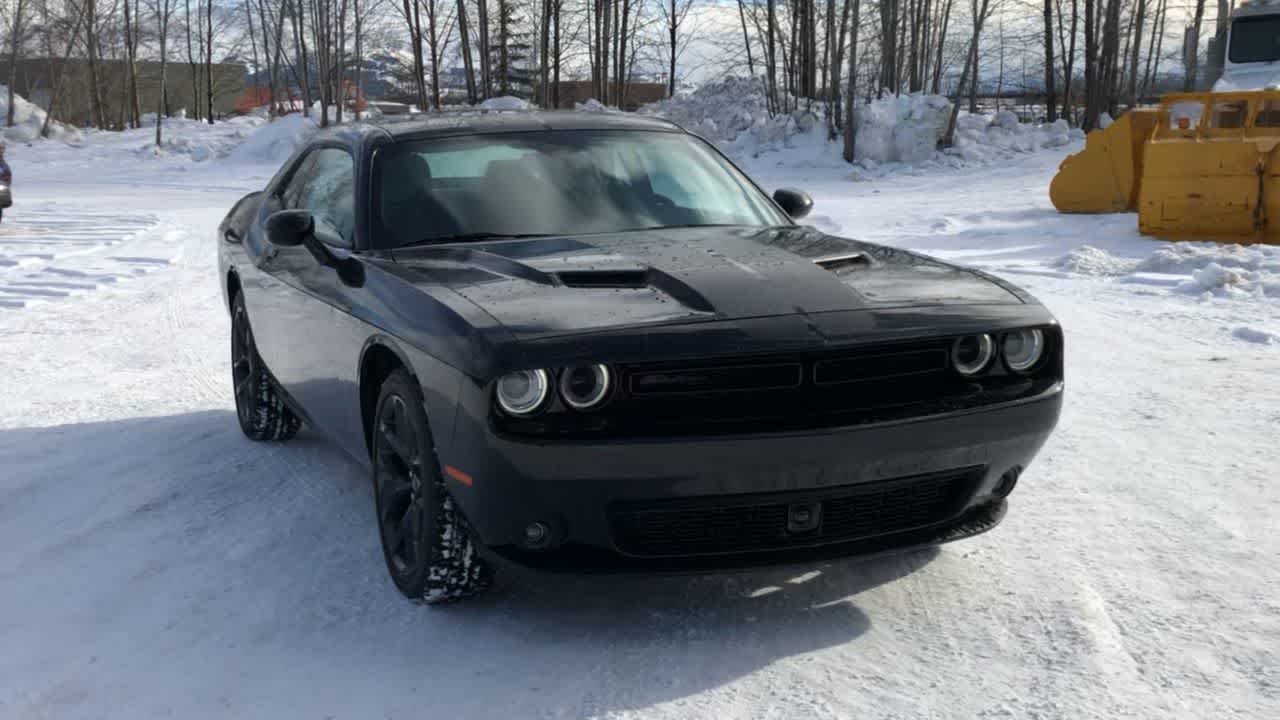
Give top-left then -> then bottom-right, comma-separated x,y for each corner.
556,269 -> 649,288
552,267 -> 715,313
813,252 -> 870,274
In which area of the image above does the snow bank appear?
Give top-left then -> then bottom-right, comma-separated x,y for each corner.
640,77 -> 1081,174
574,98 -> 614,113
226,114 -> 318,165
480,96 -> 532,111
640,77 -> 804,156
950,114 -> 1074,163
1051,241 -> 1280,300
1052,245 -> 1141,276
0,84 -> 79,143
853,94 -> 951,164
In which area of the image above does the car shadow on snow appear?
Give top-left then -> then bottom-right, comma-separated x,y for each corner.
0,409 -> 940,718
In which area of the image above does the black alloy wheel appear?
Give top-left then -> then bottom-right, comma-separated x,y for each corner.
229,292 -> 300,442
372,369 -> 492,603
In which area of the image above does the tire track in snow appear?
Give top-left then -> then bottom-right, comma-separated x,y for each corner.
0,207 -> 167,309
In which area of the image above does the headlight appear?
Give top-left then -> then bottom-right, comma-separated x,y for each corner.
495,369 -> 550,415
1002,329 -> 1045,372
559,364 -> 612,409
951,334 -> 995,376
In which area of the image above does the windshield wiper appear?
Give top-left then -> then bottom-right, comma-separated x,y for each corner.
398,232 -> 554,248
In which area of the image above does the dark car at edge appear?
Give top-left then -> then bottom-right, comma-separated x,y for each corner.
217,112 -> 1063,603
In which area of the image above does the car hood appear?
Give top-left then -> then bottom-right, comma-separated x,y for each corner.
388,226 -> 1024,340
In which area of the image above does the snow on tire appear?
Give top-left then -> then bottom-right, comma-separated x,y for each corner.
422,492 -> 494,604
230,293 -> 301,442
373,369 -> 492,604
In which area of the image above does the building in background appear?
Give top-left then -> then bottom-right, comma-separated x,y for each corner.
9,59 -> 245,127
543,81 -> 668,110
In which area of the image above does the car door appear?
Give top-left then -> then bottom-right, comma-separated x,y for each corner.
252,145 -> 360,442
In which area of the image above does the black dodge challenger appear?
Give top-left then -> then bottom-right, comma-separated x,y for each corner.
218,112 -> 1063,603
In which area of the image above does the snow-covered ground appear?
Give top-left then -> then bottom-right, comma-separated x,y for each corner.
1,117 -> 1277,719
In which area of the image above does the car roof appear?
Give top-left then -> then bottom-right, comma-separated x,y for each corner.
317,110 -> 686,145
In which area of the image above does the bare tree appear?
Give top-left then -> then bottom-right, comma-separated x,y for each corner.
5,0 -> 29,127
150,0 -> 176,143
659,0 -> 694,97
1043,0 -> 1056,121
457,0 -> 477,102
1055,0 -> 1077,121
945,0 -> 994,143
842,0 -> 861,162
42,0 -> 89,137
1126,0 -> 1146,105
1184,0 -> 1206,91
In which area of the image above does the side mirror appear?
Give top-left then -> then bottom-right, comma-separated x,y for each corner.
263,208 -> 365,288
773,188 -> 813,220
265,209 -> 314,247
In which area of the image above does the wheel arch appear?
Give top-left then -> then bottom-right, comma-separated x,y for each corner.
358,335 -> 424,460
225,268 -> 242,312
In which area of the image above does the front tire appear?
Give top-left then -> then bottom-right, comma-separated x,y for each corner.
230,292 -> 300,442
372,369 -> 492,603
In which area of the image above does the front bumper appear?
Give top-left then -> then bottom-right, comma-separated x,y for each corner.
444,385 -> 1061,573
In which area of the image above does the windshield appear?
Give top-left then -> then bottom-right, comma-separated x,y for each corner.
373,130 -> 789,248
1229,16 -> 1280,63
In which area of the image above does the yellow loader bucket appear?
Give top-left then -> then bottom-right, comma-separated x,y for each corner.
1138,92 -> 1280,245
1050,109 -> 1159,213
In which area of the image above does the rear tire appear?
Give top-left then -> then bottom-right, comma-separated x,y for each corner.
230,292 -> 300,442
372,369 -> 492,604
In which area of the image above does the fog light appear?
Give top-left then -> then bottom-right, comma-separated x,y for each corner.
523,521 -> 550,548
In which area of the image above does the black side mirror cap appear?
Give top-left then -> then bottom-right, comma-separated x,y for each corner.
265,209 -> 314,247
773,188 -> 813,220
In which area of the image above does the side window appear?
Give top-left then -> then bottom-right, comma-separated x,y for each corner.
300,148 -> 356,247
280,153 -> 316,209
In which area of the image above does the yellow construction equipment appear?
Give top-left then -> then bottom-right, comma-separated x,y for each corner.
1049,1 -> 1280,246
1051,92 -> 1280,246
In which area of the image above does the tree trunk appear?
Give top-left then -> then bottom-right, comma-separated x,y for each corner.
668,0 -> 677,97
1044,0 -> 1056,121
930,0 -> 952,94
842,0 -> 861,163
766,0 -> 778,113
477,0 -> 491,98
6,0 -> 28,128
616,0 -> 631,106
1056,0 -> 1077,122
1184,0 -> 1206,92
427,0 -> 442,110
946,0 -> 992,144
552,0 -> 561,106
354,0 -> 363,118
1127,0 -> 1145,106
157,0 -> 173,144
829,0 -> 854,139
206,0 -> 215,124
42,0 -> 88,137
457,0 -> 476,103
1141,0 -> 1165,99
879,0 -> 897,93
86,0 -> 107,128
737,0 -> 755,76
185,0 -> 200,119
126,0 -> 142,126
294,0 -> 313,110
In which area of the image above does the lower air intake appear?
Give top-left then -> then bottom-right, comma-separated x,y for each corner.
609,467 -> 982,557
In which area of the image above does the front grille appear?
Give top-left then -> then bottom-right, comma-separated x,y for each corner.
495,329 -> 1062,440
609,467 -> 981,557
